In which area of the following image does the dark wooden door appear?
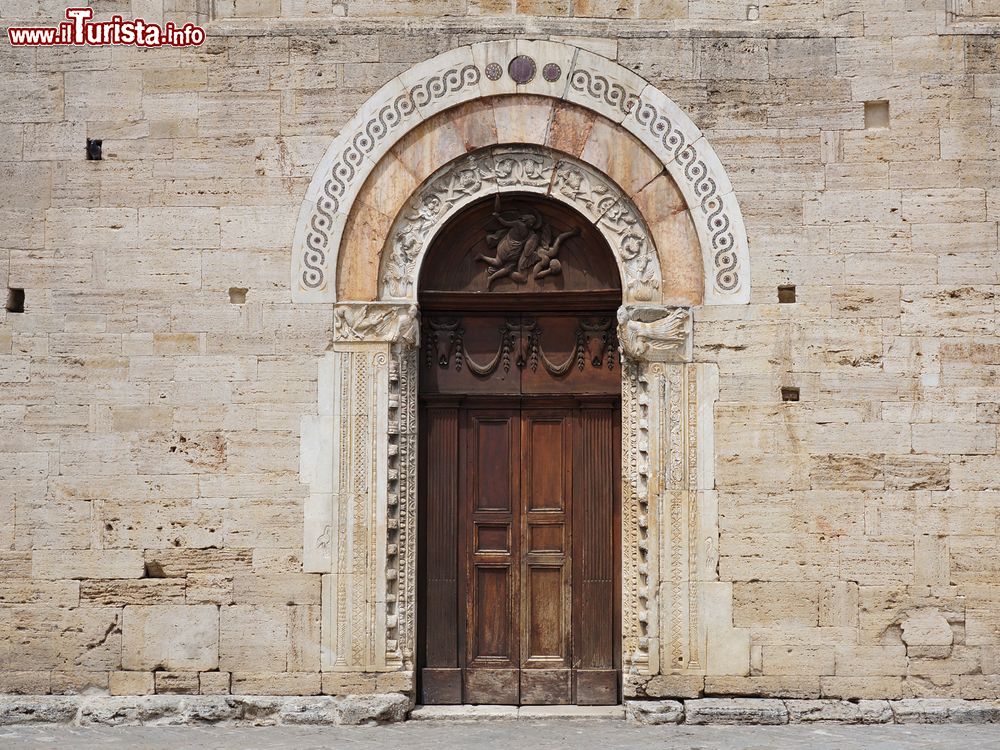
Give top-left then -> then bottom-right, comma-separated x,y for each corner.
421,401 -> 620,706
419,312 -> 621,705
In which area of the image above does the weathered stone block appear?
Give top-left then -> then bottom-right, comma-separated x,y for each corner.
785,699 -> 893,724
625,699 -> 684,724
685,698 -> 788,725
122,605 -> 219,672
231,672 -> 321,695
219,605 -> 288,672
154,671 -> 200,694
31,550 -> 144,580
199,671 -> 232,695
109,671 -> 154,696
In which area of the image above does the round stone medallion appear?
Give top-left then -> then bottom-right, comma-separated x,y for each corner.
508,55 -> 536,84
542,63 -> 562,82
484,62 -> 503,81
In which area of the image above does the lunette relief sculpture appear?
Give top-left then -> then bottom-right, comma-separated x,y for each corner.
477,195 -> 580,288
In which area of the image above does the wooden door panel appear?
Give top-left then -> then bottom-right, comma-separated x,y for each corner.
472,415 -> 515,512
464,669 -> 519,705
575,670 -> 618,705
472,565 -> 514,659
525,565 -> 566,659
420,406 -> 461,704
526,418 -> 566,511
463,408 -> 520,703
521,409 -> 572,680
572,405 -> 620,705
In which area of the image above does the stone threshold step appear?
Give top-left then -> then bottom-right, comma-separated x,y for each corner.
411,705 -> 626,721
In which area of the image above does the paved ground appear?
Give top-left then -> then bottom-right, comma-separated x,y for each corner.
3,720 -> 1000,749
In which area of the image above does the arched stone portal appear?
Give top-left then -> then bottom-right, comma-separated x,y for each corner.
296,39 -> 753,700
291,39 -> 749,307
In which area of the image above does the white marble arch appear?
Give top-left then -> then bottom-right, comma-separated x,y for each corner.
291,38 -> 750,307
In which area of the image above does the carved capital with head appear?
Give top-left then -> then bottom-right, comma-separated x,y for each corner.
616,305 -> 692,363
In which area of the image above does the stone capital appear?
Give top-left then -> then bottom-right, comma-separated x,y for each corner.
333,303 -> 420,348
617,305 -> 692,364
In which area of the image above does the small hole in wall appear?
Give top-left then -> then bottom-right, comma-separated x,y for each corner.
778,285 -> 796,303
86,138 -> 103,160
229,287 -> 248,304
6,288 -> 25,313
864,101 -> 890,129
781,386 -> 800,402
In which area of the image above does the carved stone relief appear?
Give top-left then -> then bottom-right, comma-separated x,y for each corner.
292,39 -> 750,305
379,146 -> 661,303
422,315 -> 618,376
617,306 -> 692,364
478,197 -> 580,288
334,303 -> 419,346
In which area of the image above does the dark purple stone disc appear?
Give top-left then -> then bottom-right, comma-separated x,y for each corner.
508,55 -> 536,84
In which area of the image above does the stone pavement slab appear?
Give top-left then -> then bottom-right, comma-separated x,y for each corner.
4,720 -> 1000,750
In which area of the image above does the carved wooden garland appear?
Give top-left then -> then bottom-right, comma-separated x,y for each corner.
422,316 -> 617,376
291,40 -> 750,306
380,147 -> 662,303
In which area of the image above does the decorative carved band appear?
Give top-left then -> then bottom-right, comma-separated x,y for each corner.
381,146 -> 661,303
302,64 -> 481,291
568,70 -> 740,294
422,315 -> 618,377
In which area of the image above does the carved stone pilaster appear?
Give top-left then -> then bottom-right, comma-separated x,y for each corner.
304,303 -> 420,673
620,321 -> 719,686
385,335 -> 418,671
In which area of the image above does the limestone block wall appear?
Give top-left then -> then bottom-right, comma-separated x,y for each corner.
2,0 -> 1000,699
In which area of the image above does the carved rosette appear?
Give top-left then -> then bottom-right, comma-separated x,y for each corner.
379,146 -> 662,304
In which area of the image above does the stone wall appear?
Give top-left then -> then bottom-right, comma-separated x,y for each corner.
2,0 -> 1000,700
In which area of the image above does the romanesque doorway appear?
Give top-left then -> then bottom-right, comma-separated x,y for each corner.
417,195 -> 622,705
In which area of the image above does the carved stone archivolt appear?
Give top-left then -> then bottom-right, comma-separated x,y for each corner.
380,146 -> 662,303
291,39 -> 750,306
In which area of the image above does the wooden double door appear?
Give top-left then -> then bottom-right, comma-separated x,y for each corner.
419,312 -> 622,706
